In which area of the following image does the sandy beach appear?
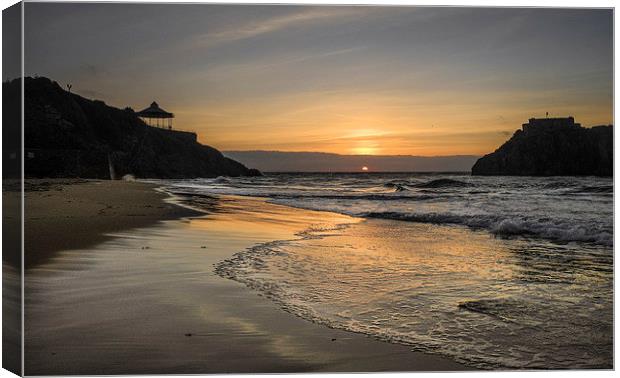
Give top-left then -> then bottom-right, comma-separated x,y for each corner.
24,180 -> 468,374
24,179 -> 201,268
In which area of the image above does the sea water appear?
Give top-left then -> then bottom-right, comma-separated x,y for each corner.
156,173 -> 613,369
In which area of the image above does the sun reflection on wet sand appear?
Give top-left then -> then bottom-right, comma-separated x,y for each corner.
218,218 -> 612,369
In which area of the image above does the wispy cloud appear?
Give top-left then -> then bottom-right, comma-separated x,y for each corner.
123,7 -> 371,68
194,46 -> 367,81
187,8 -> 368,49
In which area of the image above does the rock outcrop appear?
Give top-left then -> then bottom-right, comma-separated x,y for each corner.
8,77 -> 261,179
472,117 -> 612,176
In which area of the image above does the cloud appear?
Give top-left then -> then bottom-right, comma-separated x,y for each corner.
187,8 -> 368,49
193,46 -> 367,81
123,7 -> 373,68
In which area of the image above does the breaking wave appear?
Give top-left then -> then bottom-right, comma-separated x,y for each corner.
155,173 -> 612,248
414,178 -> 471,188
212,176 -> 231,183
363,211 -> 612,246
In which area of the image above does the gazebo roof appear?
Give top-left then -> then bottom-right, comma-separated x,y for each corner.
136,101 -> 174,119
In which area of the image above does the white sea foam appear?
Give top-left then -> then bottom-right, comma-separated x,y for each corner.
152,173 -> 612,247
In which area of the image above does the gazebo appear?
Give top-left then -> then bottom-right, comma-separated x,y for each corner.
136,101 -> 174,129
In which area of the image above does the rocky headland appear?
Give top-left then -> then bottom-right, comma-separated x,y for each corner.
6,77 -> 261,179
472,117 -> 612,176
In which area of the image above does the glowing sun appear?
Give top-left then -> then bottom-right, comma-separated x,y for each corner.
362,166 -> 369,171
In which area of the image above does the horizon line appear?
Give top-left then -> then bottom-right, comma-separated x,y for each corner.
254,170 -> 473,174
223,150 -> 482,158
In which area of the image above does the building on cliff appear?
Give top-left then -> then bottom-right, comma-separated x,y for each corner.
522,116 -> 581,132
15,76 -> 260,178
136,101 -> 175,129
471,116 -> 612,177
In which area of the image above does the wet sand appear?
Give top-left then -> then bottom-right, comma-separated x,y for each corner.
24,179 -> 200,268
24,180 -> 469,374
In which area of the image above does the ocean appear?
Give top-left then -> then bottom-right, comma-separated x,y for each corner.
155,173 -> 613,369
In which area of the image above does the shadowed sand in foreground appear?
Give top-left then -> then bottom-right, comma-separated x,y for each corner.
24,180 -> 468,375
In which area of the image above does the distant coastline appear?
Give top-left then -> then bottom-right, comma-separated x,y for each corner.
224,150 -> 479,173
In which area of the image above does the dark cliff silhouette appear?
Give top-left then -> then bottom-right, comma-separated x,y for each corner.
472,117 -> 612,177
8,77 -> 260,179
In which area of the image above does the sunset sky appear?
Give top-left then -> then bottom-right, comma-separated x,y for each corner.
24,4 -> 613,156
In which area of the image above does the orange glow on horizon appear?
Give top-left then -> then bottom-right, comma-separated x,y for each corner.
362,166 -> 369,171
180,92 -> 613,157
351,145 -> 380,155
